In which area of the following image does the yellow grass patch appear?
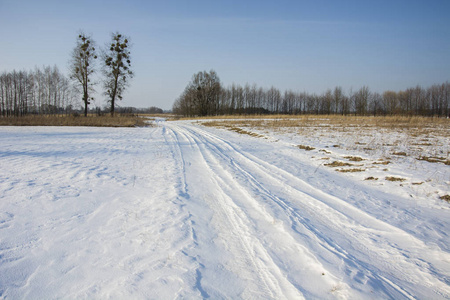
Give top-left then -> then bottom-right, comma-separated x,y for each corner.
298,145 -> 315,151
337,168 -> 365,173
325,161 -> 354,167
344,156 -> 364,161
0,115 -> 148,127
385,176 -> 406,182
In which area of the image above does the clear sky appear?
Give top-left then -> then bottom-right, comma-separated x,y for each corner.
1,0 -> 449,110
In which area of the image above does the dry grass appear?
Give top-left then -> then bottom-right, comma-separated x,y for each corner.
344,156 -> 364,161
203,122 -> 264,138
392,151 -> 408,156
385,176 -> 407,182
229,127 -> 264,138
440,195 -> 450,202
325,161 -> 354,167
199,115 -> 450,145
417,156 -> 450,165
298,145 -> 315,151
191,114 -> 450,129
337,168 -> 365,173
365,177 -> 379,181
201,116 -> 449,179
412,142 -> 433,146
373,160 -> 391,165
0,115 -> 149,127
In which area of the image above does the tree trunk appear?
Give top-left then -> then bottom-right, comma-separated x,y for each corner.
110,76 -> 119,117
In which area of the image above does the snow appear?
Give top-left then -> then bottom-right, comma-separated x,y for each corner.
0,119 -> 449,299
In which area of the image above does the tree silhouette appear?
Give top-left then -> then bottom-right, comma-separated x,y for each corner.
102,32 -> 133,116
69,32 -> 97,116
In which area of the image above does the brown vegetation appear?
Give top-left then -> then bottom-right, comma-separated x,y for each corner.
298,145 -> 315,151
385,176 -> 407,182
202,121 -> 263,137
344,156 -> 364,161
373,160 -> 391,165
417,156 -> 450,165
325,161 -> 354,167
197,115 -> 450,132
393,151 -> 408,156
229,127 -> 264,138
0,115 -> 148,127
337,168 -> 365,173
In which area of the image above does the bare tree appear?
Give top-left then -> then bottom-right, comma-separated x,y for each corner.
102,32 -> 133,116
172,76 -> 448,117
321,89 -> 333,114
333,86 -> 343,114
354,86 -> 370,115
174,70 -> 221,116
382,91 -> 396,115
369,92 -> 382,116
69,32 -> 97,116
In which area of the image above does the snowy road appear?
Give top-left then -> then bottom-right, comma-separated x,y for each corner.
0,120 -> 449,299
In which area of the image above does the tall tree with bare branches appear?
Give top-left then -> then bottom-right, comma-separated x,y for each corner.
69,32 -> 97,116
102,32 -> 133,116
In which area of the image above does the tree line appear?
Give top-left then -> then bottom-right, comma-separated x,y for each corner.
0,31 -> 136,118
0,66 -> 76,117
173,70 -> 450,117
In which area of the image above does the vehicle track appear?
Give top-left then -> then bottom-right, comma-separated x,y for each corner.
163,121 -> 450,299
164,124 -> 309,298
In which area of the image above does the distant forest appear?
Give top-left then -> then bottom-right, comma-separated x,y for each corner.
0,67 -> 162,117
2,67 -> 448,118
173,70 -> 450,117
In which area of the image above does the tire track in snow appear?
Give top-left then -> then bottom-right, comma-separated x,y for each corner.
165,123 -> 338,299
163,124 -> 298,298
196,124 -> 450,299
167,122 -> 450,299
0,126 -> 207,299
163,125 -> 227,298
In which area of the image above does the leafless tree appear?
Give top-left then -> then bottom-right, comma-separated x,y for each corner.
0,66 -> 74,117
174,70 -> 221,116
69,32 -> 97,116
382,91 -> 396,115
354,86 -> 370,115
172,77 -> 449,117
102,32 -> 133,116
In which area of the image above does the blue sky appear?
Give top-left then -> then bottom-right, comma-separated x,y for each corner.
1,0 -> 449,110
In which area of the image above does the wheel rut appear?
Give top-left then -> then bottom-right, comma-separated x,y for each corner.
163,121 -> 450,299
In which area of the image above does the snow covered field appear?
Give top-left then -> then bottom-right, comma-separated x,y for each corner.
0,119 -> 449,299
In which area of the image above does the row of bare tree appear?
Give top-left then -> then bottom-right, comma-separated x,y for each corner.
0,66 -> 77,117
173,70 -> 450,117
0,31 -> 134,118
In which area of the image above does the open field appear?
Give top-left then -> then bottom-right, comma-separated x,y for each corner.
0,117 -> 449,299
202,116 -> 450,202
197,114 -> 450,129
203,115 -> 450,165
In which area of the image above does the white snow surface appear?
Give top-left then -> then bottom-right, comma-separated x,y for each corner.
0,119 -> 449,299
